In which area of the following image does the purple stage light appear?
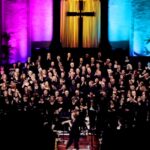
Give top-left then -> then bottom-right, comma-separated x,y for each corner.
2,0 -> 53,64
30,0 -> 53,42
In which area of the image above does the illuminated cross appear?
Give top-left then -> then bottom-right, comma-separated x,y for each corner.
66,0 -> 95,48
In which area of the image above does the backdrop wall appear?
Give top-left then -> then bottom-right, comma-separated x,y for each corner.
0,0 -> 2,55
108,0 -> 131,50
108,0 -> 150,57
1,0 -> 53,64
30,0 -> 53,48
2,0 -> 30,63
130,0 -> 150,56
60,0 -> 101,48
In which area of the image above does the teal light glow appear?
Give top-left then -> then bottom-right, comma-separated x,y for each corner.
108,0 -> 131,50
130,0 -> 150,56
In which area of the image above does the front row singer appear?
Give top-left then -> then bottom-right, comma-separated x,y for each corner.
62,109 -> 82,150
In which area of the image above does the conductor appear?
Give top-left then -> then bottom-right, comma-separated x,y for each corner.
62,109 -> 81,150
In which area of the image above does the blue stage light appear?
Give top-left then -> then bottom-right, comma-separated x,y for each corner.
108,0 -> 131,50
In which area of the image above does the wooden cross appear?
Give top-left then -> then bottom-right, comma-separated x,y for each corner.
67,0 -> 95,48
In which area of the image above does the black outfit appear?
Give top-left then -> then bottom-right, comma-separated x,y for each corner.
66,114 -> 81,150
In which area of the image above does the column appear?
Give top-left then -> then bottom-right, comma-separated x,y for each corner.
50,0 -> 62,51
100,0 -> 111,55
